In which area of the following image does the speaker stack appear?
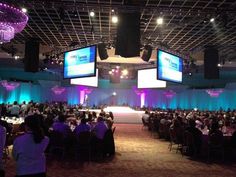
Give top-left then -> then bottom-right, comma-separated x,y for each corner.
141,45 -> 153,62
24,38 -> 40,72
97,43 -> 108,60
115,0 -> 141,58
204,46 -> 219,79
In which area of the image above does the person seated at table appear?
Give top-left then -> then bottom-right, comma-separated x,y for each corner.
9,101 -> 20,117
74,118 -> 91,136
209,122 -> 223,136
12,115 -> 49,177
0,119 -> 12,134
185,119 -> 202,154
0,103 -> 7,117
105,113 -> 114,129
209,122 -> 224,145
0,124 -> 6,177
92,116 -> 108,140
51,114 -> 71,136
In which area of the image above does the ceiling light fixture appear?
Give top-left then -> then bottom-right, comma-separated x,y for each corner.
89,11 -> 95,17
21,7 -> 27,13
112,15 -> 118,23
210,18 -> 215,22
0,3 -> 28,43
157,17 -> 163,25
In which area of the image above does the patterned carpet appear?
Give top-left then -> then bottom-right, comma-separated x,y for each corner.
4,124 -> 236,177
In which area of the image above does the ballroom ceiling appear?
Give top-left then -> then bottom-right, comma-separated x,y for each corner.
1,0 -> 236,61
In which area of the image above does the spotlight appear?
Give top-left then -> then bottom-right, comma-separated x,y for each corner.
210,18 -> 215,22
14,56 -> 19,60
217,63 -> 222,67
112,92 -> 117,96
188,72 -> 192,76
109,71 -> 112,75
89,11 -> 95,17
116,66 -> 120,69
111,9 -> 115,13
112,15 -> 118,23
157,17 -> 163,25
21,7 -> 27,13
120,75 -> 124,79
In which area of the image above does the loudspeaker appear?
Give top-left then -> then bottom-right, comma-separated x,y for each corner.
24,38 -> 40,72
204,46 -> 219,79
115,12 -> 140,57
97,43 -> 108,60
141,45 -> 152,62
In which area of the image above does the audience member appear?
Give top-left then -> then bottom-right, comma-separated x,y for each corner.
0,124 -> 6,177
12,115 -> 49,177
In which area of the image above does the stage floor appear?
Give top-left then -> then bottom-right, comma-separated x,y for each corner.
86,106 -> 144,124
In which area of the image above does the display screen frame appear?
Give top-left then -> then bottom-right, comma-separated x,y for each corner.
63,45 -> 97,79
137,67 -> 167,89
157,49 -> 183,83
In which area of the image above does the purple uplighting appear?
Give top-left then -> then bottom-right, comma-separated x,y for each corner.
163,90 -> 176,98
0,80 -> 20,91
0,3 -> 28,43
206,89 -> 223,97
51,86 -> 65,95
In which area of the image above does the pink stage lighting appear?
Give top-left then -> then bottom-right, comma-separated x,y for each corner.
163,90 -> 176,98
51,86 -> 65,95
0,80 -> 20,91
206,89 -> 223,97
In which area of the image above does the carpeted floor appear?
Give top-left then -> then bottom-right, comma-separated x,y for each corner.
4,124 -> 236,177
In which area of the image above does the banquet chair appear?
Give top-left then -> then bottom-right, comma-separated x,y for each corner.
208,132 -> 224,162
182,131 -> 197,157
112,126 -> 116,134
76,131 -> 91,162
158,123 -> 165,139
49,131 -> 66,160
142,118 -> 148,129
169,128 -> 182,153
103,129 -> 115,157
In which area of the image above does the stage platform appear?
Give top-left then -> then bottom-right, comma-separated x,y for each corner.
86,106 -> 144,124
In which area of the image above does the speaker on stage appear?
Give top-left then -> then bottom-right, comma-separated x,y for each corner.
204,46 -> 219,79
141,45 -> 152,62
115,11 -> 140,58
24,38 -> 40,72
97,43 -> 108,60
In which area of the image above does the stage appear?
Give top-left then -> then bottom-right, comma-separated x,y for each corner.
86,106 -> 144,124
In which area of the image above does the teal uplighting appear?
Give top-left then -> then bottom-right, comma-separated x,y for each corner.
19,83 -> 31,103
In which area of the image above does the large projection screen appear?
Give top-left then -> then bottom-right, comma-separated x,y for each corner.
70,69 -> 98,87
138,68 -> 166,89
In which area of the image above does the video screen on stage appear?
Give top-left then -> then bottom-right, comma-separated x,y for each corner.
70,69 -> 98,87
157,49 -> 183,83
63,45 -> 97,79
137,68 -> 166,89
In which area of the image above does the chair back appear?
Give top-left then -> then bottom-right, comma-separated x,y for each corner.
49,130 -> 65,147
103,129 -> 115,155
209,132 -> 223,147
183,131 -> 195,147
77,131 -> 91,146
169,128 -> 178,143
112,126 -> 116,134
